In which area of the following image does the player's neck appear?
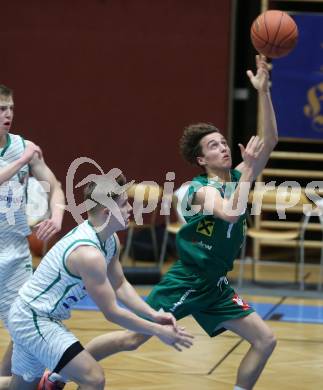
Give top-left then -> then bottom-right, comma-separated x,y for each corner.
206,168 -> 231,183
88,217 -> 116,243
0,134 -> 7,148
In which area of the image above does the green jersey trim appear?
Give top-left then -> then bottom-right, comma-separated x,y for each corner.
62,239 -> 101,280
20,136 -> 31,202
21,136 -> 26,148
64,226 -> 78,239
31,308 -> 46,342
112,234 -> 117,257
29,270 -> 62,303
0,134 -> 11,157
87,220 -> 107,255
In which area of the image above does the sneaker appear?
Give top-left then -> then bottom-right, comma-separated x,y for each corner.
38,371 -> 65,390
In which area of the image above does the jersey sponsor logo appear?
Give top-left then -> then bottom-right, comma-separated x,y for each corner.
62,287 -> 87,309
194,240 -> 213,251
0,194 -> 23,204
232,293 -> 250,311
196,220 -> 215,237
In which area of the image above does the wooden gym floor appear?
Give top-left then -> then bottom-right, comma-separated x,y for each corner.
1,286 -> 323,390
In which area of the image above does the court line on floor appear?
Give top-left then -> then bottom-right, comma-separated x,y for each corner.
273,337 -> 323,344
207,296 -> 287,375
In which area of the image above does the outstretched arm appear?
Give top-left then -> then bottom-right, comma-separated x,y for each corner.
108,236 -> 176,326
195,136 -> 264,223
235,55 -> 278,176
70,246 -> 193,350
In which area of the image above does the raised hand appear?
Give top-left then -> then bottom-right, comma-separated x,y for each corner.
246,54 -> 270,93
238,136 -> 264,170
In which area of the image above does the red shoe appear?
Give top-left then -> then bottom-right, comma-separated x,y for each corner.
38,371 -> 65,390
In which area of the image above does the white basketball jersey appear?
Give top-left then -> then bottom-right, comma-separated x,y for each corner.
19,220 -> 117,319
0,133 -> 30,237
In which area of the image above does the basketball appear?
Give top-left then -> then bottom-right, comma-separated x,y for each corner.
28,232 -> 44,257
250,10 -> 298,58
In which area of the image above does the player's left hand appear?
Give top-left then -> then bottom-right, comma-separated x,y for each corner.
246,54 -> 270,93
153,310 -> 177,328
34,218 -> 62,241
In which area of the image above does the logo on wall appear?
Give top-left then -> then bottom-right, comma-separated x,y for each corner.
271,14 -> 323,140
304,82 -> 323,133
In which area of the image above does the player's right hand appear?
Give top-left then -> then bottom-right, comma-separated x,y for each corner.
21,141 -> 43,164
247,54 -> 270,93
157,325 -> 194,351
238,135 -> 264,172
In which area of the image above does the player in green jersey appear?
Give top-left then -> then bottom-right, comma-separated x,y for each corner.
144,54 -> 278,390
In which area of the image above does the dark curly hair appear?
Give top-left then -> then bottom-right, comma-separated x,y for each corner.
179,123 -> 220,166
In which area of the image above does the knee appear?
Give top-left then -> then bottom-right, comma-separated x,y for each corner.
254,330 -> 277,356
122,331 -> 149,351
82,365 -> 105,389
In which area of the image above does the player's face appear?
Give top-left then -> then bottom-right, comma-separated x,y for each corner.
197,132 -> 232,170
0,95 -> 14,140
109,192 -> 132,232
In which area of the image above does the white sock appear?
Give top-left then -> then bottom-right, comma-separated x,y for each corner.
234,386 -> 247,390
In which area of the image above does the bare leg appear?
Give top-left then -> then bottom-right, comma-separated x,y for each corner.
85,330 -> 151,361
40,331 -> 150,388
0,377 -> 11,390
59,349 -> 105,390
221,312 -> 276,390
0,342 -> 13,376
8,375 -> 40,390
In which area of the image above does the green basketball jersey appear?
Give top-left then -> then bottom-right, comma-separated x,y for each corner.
176,169 -> 246,279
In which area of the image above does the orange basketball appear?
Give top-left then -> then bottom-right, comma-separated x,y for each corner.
250,10 -> 298,58
28,232 -> 44,257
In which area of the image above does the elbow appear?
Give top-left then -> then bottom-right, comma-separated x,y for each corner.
103,306 -> 120,324
57,180 -> 65,195
50,180 -> 63,197
224,215 -> 240,224
263,136 -> 278,155
56,181 -> 66,201
218,211 -> 240,223
267,132 -> 278,148
215,209 -> 242,223
104,312 -> 119,325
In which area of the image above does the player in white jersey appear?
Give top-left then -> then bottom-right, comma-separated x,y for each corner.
0,84 -> 65,377
5,174 -> 193,390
